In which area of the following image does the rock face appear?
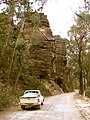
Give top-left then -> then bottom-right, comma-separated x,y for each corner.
22,13 -> 67,91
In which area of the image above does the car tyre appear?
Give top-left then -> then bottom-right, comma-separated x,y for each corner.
41,102 -> 43,105
37,104 -> 41,109
21,105 -> 25,110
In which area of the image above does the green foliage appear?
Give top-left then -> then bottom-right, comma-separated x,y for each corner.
67,10 -> 90,93
0,39 -> 3,49
16,38 -> 26,50
0,83 -> 13,111
0,13 -> 7,50
30,12 -> 41,28
85,87 -> 90,98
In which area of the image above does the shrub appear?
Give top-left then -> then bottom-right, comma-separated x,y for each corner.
0,94 -> 12,111
85,87 -> 90,98
0,83 -> 13,111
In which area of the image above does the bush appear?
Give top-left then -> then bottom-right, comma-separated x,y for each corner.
85,87 -> 90,98
0,83 -> 13,111
0,94 -> 12,111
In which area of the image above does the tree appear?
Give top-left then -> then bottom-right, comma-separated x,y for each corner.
68,8 -> 90,94
0,0 -> 47,84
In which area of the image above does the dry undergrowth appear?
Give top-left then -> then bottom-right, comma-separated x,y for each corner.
74,92 -> 83,99
74,92 -> 90,102
0,105 -> 20,119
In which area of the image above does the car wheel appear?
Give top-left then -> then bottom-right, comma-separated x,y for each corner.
21,105 -> 25,110
37,104 -> 41,109
41,102 -> 43,105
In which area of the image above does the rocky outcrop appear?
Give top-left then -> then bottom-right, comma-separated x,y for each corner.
21,12 -> 67,92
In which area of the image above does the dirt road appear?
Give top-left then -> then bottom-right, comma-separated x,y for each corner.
0,92 -> 85,120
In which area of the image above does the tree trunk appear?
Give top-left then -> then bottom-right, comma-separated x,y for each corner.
87,64 -> 90,87
7,20 -> 25,83
79,64 -> 83,94
78,37 -> 83,95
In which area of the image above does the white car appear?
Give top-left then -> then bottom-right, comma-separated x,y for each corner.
19,90 -> 44,109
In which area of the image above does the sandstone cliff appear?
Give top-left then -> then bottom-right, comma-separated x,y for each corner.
21,13 -> 67,93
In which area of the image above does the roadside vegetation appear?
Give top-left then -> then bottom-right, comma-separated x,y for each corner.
67,1 -> 90,95
85,87 -> 90,98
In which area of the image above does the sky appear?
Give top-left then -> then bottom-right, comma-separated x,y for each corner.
43,0 -> 84,38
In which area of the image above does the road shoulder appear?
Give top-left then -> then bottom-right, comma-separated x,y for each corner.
74,93 -> 90,120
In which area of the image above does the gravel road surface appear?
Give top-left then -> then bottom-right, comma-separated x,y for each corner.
0,92 -> 85,120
